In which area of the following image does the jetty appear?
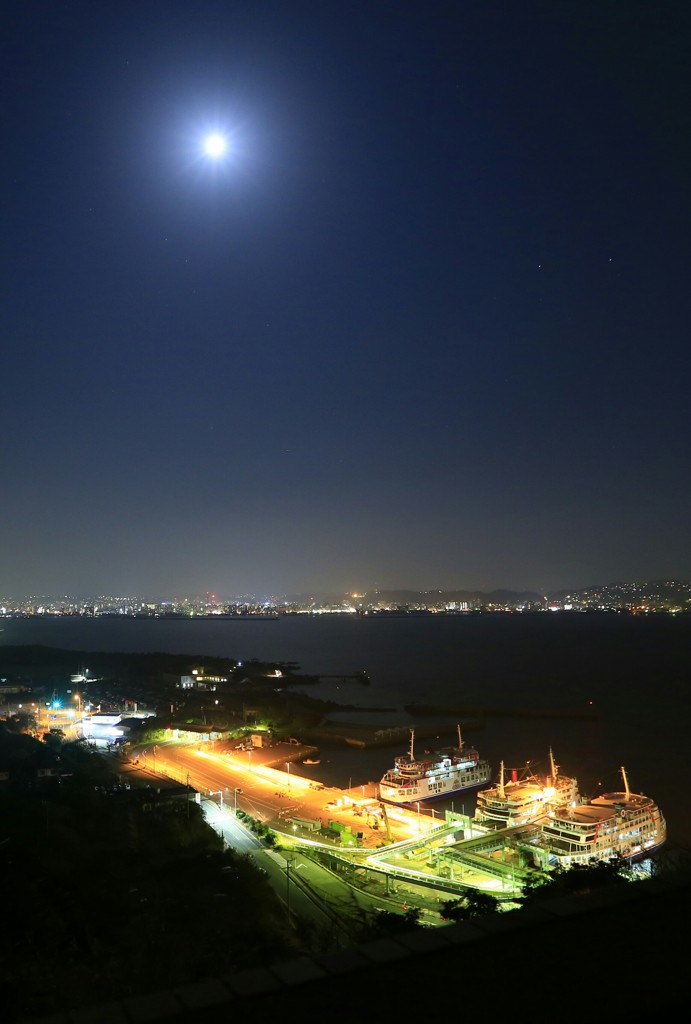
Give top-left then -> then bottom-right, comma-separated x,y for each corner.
317,671 -> 371,685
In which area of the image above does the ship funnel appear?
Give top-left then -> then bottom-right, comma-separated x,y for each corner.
511,768 -> 518,783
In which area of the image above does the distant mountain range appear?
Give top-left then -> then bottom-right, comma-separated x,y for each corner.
361,588 -> 545,606
283,580 -> 691,610
281,588 -> 545,605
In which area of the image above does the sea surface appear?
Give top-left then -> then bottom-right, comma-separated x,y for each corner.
2,612 -> 689,848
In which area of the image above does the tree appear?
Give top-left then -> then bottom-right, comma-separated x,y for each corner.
360,906 -> 422,938
441,889 -> 499,921
519,857 -> 632,903
0,759 -> 297,1021
4,711 -> 37,734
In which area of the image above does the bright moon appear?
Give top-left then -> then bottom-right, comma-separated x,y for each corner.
203,133 -> 227,158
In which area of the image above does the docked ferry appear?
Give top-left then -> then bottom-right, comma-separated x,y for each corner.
537,766 -> 667,866
378,726 -> 491,805
474,751 -> 579,828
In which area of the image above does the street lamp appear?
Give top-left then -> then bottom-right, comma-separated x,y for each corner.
234,787 -> 242,816
285,855 -> 295,920
72,693 -> 82,737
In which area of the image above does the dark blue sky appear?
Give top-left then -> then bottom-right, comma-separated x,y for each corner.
2,1 -> 690,599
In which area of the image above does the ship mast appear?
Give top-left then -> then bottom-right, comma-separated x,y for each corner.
457,723 -> 463,751
549,748 -> 558,783
498,760 -> 505,799
620,766 -> 630,800
409,728 -> 415,760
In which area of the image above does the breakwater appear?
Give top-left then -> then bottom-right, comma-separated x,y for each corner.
404,703 -> 599,721
302,718 -> 485,749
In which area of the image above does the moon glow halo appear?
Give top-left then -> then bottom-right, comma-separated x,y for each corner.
203,133 -> 228,159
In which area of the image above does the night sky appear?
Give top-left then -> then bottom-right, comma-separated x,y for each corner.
2,1 -> 690,600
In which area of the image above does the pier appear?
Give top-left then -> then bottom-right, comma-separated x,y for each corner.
317,671 -> 371,684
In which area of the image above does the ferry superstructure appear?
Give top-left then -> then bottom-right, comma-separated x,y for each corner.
538,766 -> 666,866
379,726 -> 491,805
474,751 -> 579,828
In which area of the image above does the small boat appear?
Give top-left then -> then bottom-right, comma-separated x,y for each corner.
537,766 -> 666,866
303,758 -> 321,765
474,751 -> 579,828
379,725 -> 491,805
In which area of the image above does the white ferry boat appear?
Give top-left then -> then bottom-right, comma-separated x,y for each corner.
474,751 -> 579,828
538,766 -> 666,866
378,726 -> 491,805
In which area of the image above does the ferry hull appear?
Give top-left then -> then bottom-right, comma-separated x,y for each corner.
379,776 -> 490,806
378,726 -> 491,807
537,778 -> 666,868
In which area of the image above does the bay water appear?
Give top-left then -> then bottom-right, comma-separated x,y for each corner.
1,612 -> 689,847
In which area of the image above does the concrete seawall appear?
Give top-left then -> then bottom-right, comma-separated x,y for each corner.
301,720 -> 485,749
299,703 -> 596,749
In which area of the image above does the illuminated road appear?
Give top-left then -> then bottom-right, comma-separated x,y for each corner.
121,739 -> 526,912
132,738 -> 442,848
200,797 -> 413,938
119,739 -> 472,921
